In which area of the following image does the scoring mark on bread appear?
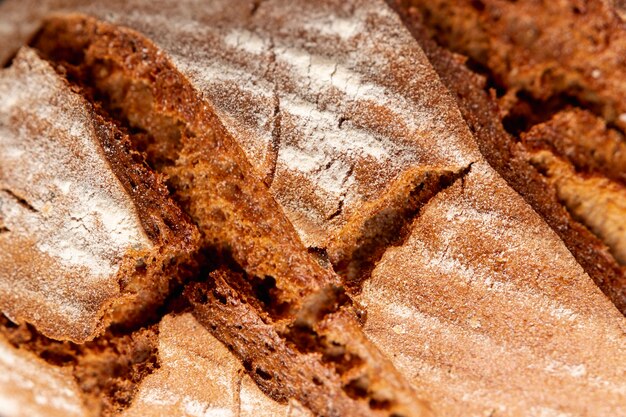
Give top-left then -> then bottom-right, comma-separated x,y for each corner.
1,187 -> 38,213
327,163 -> 473,293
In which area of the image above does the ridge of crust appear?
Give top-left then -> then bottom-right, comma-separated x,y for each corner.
188,271 -> 420,417
327,164 -> 472,293
524,131 -> 626,267
32,14 -> 431,417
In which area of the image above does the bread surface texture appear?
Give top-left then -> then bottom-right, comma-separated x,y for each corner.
0,1 -> 625,417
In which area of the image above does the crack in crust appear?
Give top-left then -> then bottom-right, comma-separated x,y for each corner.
0,187 -> 38,213
0,314 -> 160,417
327,164 -> 473,293
188,270 -> 426,417
0,47 -> 200,343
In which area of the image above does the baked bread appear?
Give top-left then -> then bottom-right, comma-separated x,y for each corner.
0,1 -> 625,417
406,0 -> 626,127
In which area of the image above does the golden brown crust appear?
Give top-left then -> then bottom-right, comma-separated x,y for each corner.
359,163 -> 626,416
1,2 -> 626,417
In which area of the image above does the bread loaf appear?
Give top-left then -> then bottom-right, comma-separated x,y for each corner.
0,1 -> 625,416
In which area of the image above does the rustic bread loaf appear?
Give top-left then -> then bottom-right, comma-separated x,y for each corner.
0,1 -> 625,417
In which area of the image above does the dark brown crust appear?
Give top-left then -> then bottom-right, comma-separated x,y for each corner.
389,2 -> 626,314
90,110 -> 197,250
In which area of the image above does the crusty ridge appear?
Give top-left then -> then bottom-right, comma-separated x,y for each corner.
31,14 -> 431,417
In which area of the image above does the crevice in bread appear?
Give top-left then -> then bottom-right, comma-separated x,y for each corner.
29,14 -> 431,417
187,271 -> 383,417
84,108 -> 201,333
0,315 -> 160,417
327,164 -> 472,293
389,3 -> 626,314
499,90 -> 587,138
0,187 -> 38,213
524,127 -> 626,266
403,0 -> 626,131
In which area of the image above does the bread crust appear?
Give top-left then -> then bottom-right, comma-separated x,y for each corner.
0,47 -> 199,342
390,1 -> 626,314
0,1 -> 626,417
